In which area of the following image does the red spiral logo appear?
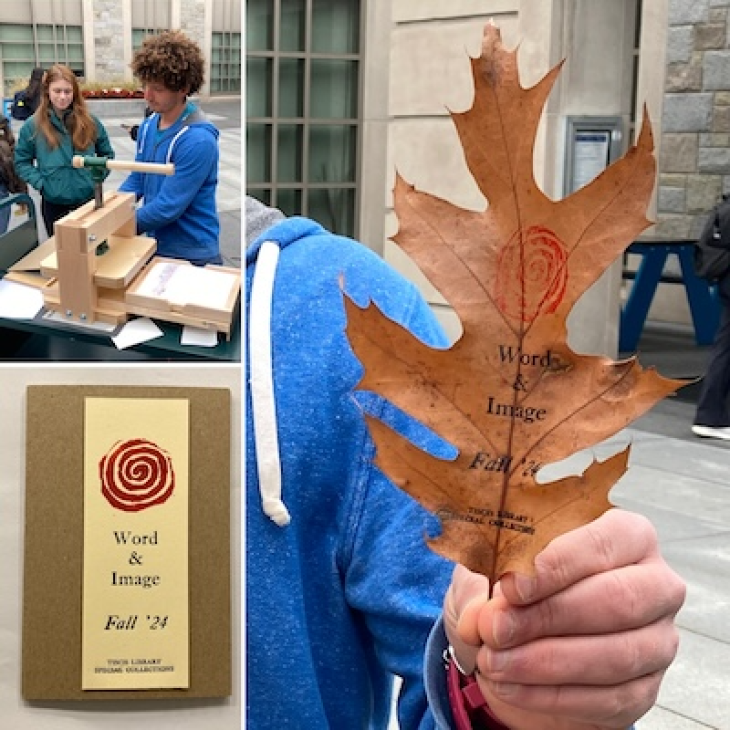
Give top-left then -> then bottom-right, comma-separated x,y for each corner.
99,438 -> 175,512
492,226 -> 568,323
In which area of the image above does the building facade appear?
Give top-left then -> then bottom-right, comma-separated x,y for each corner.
247,0 -> 726,351
0,0 -> 241,98
383,0 -> 641,354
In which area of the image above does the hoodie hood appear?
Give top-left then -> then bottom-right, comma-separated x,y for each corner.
246,195 -> 285,249
136,105 -> 219,164
246,197 -> 327,259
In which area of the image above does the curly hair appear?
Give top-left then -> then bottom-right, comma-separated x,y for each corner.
35,64 -> 98,150
131,30 -> 205,95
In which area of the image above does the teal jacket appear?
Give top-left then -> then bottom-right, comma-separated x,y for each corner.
14,108 -> 114,205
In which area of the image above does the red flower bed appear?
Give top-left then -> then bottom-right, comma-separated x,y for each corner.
81,88 -> 144,99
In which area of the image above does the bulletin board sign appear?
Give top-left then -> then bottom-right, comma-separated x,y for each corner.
563,116 -> 624,196
21,385 -> 232,701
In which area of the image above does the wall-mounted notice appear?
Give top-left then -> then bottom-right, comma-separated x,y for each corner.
564,116 -> 623,197
572,130 -> 611,191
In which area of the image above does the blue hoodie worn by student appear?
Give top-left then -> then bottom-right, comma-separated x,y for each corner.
246,197 -> 460,729
120,103 -> 220,265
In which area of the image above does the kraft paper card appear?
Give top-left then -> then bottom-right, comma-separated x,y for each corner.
22,385 -> 231,701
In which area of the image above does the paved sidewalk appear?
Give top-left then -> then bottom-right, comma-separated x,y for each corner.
589,417 -> 729,728
612,325 -> 730,729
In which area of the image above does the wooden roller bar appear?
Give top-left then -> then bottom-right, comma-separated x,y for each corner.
72,155 -> 175,176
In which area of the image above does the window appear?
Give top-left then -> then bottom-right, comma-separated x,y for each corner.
131,0 -> 170,50
246,0 -> 362,237
629,0 -> 642,140
211,31 -> 241,94
0,22 -> 83,96
132,28 -> 162,53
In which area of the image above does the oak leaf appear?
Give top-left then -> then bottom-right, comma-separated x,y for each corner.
345,24 -> 683,583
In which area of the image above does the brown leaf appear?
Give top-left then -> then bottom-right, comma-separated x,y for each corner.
345,23 -> 683,583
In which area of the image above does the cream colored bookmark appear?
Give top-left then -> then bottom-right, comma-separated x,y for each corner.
82,397 -> 190,690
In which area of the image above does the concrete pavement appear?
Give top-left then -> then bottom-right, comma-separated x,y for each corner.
612,325 -> 730,729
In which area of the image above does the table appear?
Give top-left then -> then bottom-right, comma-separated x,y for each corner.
0,198 -> 240,362
619,239 -> 720,353
0,307 -> 241,361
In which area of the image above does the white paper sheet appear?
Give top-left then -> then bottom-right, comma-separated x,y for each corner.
136,262 -> 237,310
181,325 -> 219,348
0,279 -> 44,319
111,317 -> 163,349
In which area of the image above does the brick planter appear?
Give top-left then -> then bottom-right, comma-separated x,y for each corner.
84,97 -> 148,116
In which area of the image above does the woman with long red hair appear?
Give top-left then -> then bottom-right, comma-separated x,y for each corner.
14,63 -> 114,235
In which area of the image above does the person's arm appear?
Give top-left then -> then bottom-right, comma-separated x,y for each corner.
13,121 -> 43,191
118,170 -> 143,198
92,118 -> 115,182
442,509 -> 685,730
339,261 -> 455,730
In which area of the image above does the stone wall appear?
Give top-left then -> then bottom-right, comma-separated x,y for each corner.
657,0 -> 730,237
92,0 -> 127,82
179,0 -> 207,51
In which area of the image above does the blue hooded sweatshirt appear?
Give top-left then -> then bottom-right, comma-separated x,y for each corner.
119,104 -> 220,265
246,198 -> 459,729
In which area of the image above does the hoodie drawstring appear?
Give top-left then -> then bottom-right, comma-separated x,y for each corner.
249,239 -> 291,526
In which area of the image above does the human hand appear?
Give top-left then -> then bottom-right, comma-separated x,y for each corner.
443,509 -> 685,730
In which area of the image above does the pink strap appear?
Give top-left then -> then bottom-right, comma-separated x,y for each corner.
445,650 -> 473,729
445,652 -> 510,729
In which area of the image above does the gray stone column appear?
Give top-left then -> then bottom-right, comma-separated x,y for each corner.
655,0 -> 730,239
179,0 -> 212,97
179,0 -> 207,47
90,0 -> 127,82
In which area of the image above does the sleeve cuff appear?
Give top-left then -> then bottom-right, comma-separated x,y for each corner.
424,616 -> 458,728
424,617 -> 508,729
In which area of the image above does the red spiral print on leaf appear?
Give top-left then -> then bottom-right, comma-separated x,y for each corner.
99,438 -> 175,512
492,225 -> 568,323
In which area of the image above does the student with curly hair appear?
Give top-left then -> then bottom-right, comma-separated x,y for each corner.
13,64 -> 114,236
119,30 -> 221,265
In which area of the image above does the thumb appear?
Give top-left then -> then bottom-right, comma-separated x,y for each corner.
443,565 -> 492,674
